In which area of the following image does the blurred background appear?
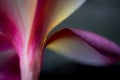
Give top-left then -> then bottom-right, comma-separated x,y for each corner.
40,0 -> 120,80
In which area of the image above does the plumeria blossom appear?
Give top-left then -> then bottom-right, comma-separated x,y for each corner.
0,0 -> 120,80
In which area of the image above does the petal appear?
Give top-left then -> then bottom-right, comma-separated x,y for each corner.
44,0 -> 86,34
0,1 -> 86,79
0,0 -> 37,34
46,28 -> 120,66
0,0 -> 37,54
31,0 -> 86,42
28,0 -> 86,60
0,35 -> 20,80
0,0 -> 86,54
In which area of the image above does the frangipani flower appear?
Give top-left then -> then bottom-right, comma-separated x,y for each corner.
0,0 -> 120,80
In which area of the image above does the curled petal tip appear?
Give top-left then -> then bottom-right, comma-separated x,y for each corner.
46,28 -> 120,66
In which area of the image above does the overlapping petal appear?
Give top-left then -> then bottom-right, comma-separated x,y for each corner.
0,0 -> 86,55
29,0 -> 86,52
46,28 -> 120,66
2,0 -> 119,79
0,0 -> 37,55
0,0 -> 86,80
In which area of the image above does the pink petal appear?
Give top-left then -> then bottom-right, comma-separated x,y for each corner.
0,0 -> 37,55
0,0 -> 86,79
0,0 -> 86,55
0,35 -> 20,80
46,28 -> 120,66
30,0 -> 86,48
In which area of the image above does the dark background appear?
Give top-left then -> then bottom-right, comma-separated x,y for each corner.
40,0 -> 120,80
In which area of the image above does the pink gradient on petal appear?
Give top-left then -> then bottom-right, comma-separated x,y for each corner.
69,28 -> 120,60
0,10 -> 22,56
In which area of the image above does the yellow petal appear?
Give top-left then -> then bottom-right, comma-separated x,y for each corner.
44,0 -> 86,35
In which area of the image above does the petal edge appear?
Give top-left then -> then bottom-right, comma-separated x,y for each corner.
46,28 -> 120,66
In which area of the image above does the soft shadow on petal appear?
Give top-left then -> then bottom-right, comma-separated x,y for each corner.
0,35 -> 20,80
46,28 -> 120,66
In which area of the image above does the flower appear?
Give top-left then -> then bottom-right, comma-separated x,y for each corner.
0,0 -> 120,80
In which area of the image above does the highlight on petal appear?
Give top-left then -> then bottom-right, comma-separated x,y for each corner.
0,0 -> 37,33
28,0 -> 86,58
0,35 -> 20,80
46,28 -> 120,66
32,0 -> 86,40
0,0 -> 87,80
44,0 -> 86,34
0,4 -> 39,79
0,0 -> 37,55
